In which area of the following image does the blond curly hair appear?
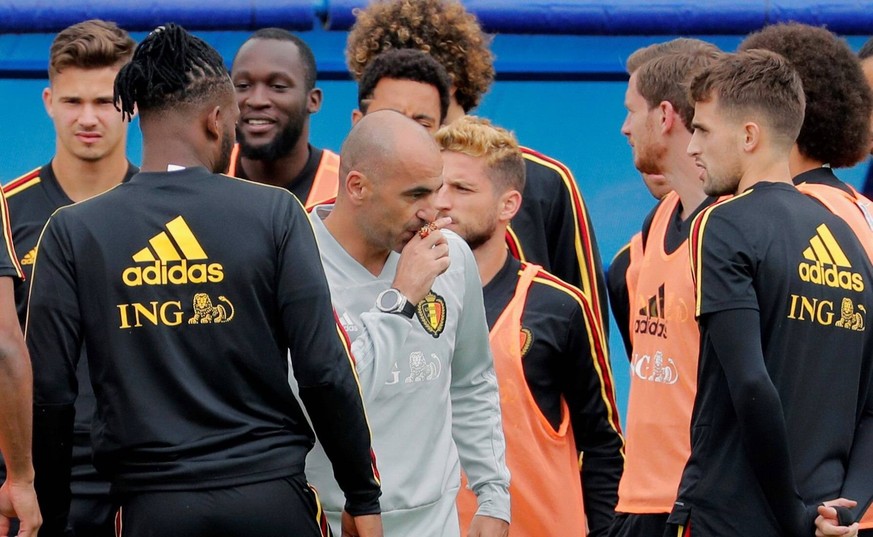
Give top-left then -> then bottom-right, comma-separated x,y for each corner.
346,0 -> 495,112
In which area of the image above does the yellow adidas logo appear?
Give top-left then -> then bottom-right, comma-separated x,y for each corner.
122,216 -> 224,287
20,247 -> 37,265
798,224 -> 864,292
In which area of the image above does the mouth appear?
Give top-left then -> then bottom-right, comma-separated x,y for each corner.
240,117 -> 277,135
75,132 -> 102,144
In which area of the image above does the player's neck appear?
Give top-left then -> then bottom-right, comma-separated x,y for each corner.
472,232 -> 510,286
52,148 -> 128,203
322,206 -> 390,276
737,156 -> 793,193
239,140 -> 311,187
662,147 -> 707,221
788,145 -> 826,178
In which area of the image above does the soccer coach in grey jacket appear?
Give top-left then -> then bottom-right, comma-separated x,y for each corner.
304,110 -> 511,537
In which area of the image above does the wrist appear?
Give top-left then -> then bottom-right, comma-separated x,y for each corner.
376,288 -> 415,318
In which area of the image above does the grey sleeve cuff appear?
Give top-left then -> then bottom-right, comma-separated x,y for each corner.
473,482 -> 511,524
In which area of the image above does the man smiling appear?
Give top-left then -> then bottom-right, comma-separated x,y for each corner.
229,28 -> 338,208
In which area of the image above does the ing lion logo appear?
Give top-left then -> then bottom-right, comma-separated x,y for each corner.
835,298 -> 865,331
188,293 -> 235,324
405,352 -> 441,383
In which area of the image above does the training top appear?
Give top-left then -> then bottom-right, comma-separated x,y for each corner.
3,162 -> 137,498
506,147 -> 609,343
305,205 -> 510,537
473,255 -> 623,536
616,192 -> 714,516
0,189 -> 22,280
27,167 -> 381,529
227,143 -> 339,209
668,182 -> 873,536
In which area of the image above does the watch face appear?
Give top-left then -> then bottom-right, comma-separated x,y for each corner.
379,289 -> 401,311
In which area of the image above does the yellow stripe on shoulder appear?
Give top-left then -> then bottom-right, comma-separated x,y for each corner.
691,191 -> 749,316
4,168 -> 43,198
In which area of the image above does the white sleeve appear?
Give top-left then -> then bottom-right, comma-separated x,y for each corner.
352,309 -> 413,403
448,238 -> 511,523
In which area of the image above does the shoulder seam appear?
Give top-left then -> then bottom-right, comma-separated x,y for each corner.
3,168 -> 42,197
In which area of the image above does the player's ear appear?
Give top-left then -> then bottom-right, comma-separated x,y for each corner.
42,87 -> 54,118
205,105 -> 221,141
344,170 -> 369,205
742,121 -> 761,153
499,190 -> 522,222
658,101 -> 676,134
351,109 -> 363,128
307,88 -> 323,114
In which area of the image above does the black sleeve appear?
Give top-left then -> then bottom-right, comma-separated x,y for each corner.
606,245 -> 632,359
543,168 -> 610,341
25,214 -> 81,536
276,198 -> 381,516
564,302 -> 623,536
703,310 -> 816,535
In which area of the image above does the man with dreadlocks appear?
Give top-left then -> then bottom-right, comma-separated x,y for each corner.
27,24 -> 383,537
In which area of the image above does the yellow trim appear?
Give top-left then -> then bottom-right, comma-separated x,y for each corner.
506,224 -> 526,262
611,241 -> 631,265
692,190 -> 752,317
532,274 -> 625,456
4,175 -> 42,198
522,151 -> 607,345
0,190 -> 23,278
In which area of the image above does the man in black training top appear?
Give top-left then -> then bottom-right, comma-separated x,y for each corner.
3,20 -> 137,536
667,50 -> 873,537
27,24 -> 382,537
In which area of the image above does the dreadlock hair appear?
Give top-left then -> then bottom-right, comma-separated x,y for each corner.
114,23 -> 230,122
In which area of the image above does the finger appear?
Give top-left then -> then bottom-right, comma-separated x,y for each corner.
432,216 -> 453,230
824,499 -> 858,509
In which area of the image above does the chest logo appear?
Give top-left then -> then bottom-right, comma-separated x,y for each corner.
416,291 -> 446,338
123,216 -> 224,287
20,247 -> 37,265
798,224 -> 864,292
519,327 -> 533,357
188,293 -> 234,324
405,352 -> 442,383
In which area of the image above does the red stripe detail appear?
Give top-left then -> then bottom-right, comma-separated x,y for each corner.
0,192 -> 23,277
2,168 -> 41,194
332,308 -> 355,365
521,147 -> 604,331
505,229 -> 521,259
115,507 -> 122,537
534,269 -> 622,435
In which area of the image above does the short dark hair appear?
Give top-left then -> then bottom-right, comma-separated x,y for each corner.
49,19 -> 135,80
358,49 -> 451,123
860,37 -> 873,60
740,23 -> 872,168
114,23 -> 230,121
346,0 -> 494,113
234,28 -> 318,92
626,38 -> 715,74
690,50 -> 805,150
636,45 -> 723,131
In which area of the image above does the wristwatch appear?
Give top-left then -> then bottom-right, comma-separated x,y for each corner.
376,288 -> 416,318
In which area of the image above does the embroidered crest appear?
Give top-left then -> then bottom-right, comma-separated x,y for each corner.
416,291 -> 446,338
519,327 -> 533,357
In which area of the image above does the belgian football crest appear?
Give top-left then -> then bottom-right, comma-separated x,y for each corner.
416,291 -> 446,338
519,327 -> 533,357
